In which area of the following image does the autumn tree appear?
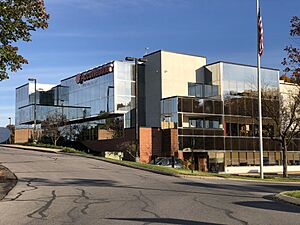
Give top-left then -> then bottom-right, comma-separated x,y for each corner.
282,16 -> 300,84
0,0 -> 49,80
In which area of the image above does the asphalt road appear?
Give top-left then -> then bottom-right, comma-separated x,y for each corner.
0,147 -> 299,225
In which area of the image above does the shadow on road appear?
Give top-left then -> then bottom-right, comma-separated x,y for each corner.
18,177 -> 118,187
235,200 -> 300,213
108,217 -> 225,225
17,177 -> 259,199
174,181 -> 300,194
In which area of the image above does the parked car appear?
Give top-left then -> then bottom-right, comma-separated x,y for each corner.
151,157 -> 183,168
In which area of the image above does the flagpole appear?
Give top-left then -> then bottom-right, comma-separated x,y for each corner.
257,0 -> 264,179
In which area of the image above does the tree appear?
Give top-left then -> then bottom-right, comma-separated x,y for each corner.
263,88 -> 300,178
263,16 -> 300,178
41,112 -> 67,146
282,16 -> 300,84
99,117 -> 124,138
0,0 -> 49,80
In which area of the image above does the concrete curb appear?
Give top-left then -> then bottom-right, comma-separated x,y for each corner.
0,144 -> 61,154
0,165 -> 18,201
275,192 -> 300,206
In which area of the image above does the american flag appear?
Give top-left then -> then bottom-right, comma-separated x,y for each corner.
258,9 -> 264,56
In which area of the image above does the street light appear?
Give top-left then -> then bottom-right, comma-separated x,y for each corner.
28,77 -> 37,143
8,117 -> 12,144
125,57 -> 147,162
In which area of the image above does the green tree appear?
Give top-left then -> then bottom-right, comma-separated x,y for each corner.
0,0 -> 49,80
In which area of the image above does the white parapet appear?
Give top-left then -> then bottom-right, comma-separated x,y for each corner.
225,165 -> 300,174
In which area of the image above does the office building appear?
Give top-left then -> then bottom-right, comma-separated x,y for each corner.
15,50 -> 300,173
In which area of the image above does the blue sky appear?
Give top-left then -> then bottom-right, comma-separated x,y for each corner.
0,0 -> 299,126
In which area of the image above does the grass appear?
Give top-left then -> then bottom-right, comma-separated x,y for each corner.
100,158 -> 300,182
23,142 -> 63,149
284,191 -> 300,198
23,142 -> 88,155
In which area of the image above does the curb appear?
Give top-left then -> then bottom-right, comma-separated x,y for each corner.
0,144 -> 61,154
0,165 -> 18,201
275,192 -> 300,206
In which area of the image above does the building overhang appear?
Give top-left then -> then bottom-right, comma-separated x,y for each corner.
66,112 -> 124,125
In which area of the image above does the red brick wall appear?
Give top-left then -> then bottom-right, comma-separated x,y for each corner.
139,127 -> 162,163
82,127 -> 178,164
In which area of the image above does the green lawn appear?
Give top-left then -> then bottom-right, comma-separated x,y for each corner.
284,191 -> 300,198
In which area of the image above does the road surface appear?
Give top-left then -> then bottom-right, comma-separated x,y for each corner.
0,146 -> 299,225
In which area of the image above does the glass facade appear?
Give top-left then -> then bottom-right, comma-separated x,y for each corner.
16,61 -> 135,137
161,62 -> 300,170
61,61 -> 135,115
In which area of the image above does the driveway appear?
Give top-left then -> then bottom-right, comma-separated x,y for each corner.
0,146 -> 299,225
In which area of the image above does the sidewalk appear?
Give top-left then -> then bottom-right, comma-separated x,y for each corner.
0,144 -> 62,153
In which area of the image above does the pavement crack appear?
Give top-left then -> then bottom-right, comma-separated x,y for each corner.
27,190 -> 57,219
193,197 -> 248,225
66,206 -> 78,223
6,179 -> 38,201
135,191 -> 160,225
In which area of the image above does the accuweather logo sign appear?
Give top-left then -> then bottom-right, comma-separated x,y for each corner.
75,64 -> 114,84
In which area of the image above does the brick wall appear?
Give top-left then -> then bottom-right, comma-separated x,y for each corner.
82,127 -> 178,163
139,128 -> 162,163
15,129 -> 33,143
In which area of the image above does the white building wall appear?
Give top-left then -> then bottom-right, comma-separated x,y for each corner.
144,50 -> 206,127
161,51 -> 206,98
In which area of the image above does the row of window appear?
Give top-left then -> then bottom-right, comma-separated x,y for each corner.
178,135 -> 300,151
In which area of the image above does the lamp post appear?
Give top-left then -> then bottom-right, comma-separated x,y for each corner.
8,117 -> 12,144
28,78 -> 37,143
125,57 -> 147,162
